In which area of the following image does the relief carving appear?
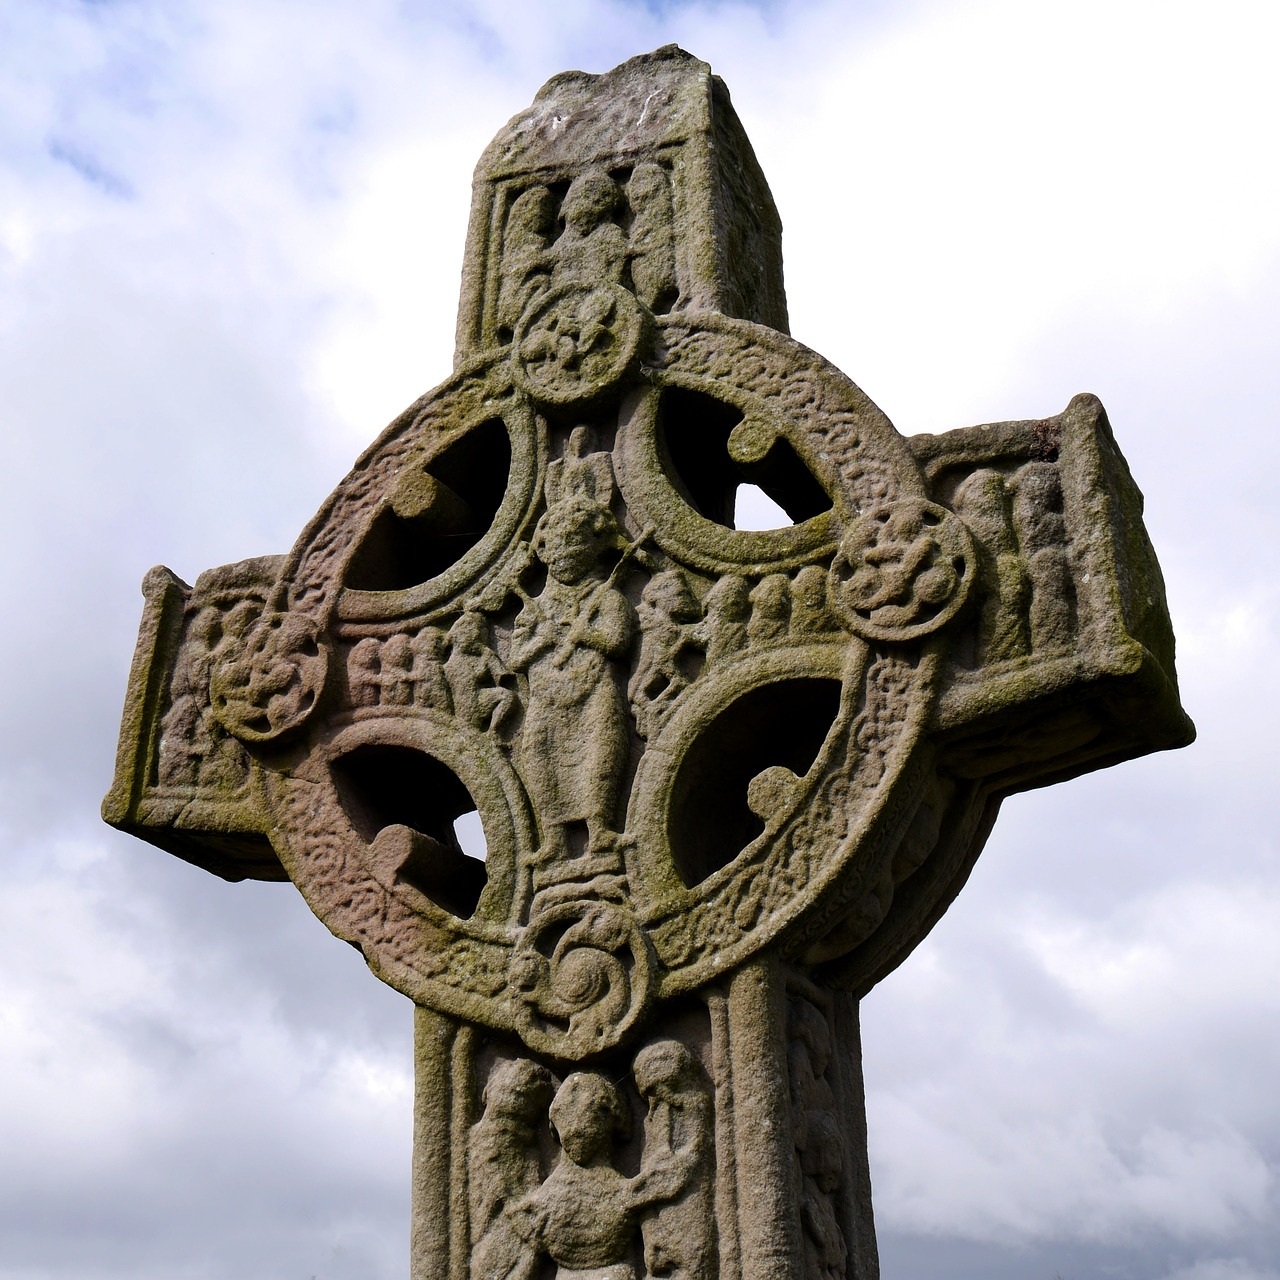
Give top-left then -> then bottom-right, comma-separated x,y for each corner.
446,610 -> 517,737
498,184 -> 557,337
348,635 -> 382,708
789,994 -> 846,1280
748,573 -> 791,646
629,569 -> 703,740
511,490 -> 636,866
553,169 -> 628,289
627,162 -> 677,314
1010,461 -> 1075,652
633,1040 -> 715,1280
158,603 -> 251,791
410,625 -> 451,712
828,496 -> 975,643
210,607 -> 328,744
470,1058 -> 555,1280
467,1041 -> 711,1280
951,469 -> 1030,663
694,574 -> 750,667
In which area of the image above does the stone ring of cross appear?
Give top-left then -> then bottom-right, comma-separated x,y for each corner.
229,305 -> 948,1052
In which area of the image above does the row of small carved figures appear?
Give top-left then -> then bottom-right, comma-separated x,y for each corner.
342,561 -> 843,739
950,460 -> 1074,663
154,455 -> 1074,778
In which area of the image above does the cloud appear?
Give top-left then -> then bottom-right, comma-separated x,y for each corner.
1163,1262 -> 1280,1280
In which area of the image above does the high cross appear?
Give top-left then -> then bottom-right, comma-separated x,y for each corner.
106,47 -> 1192,1280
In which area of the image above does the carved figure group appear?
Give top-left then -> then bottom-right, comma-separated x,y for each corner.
468,1041 -> 711,1280
158,603 -> 251,791
496,163 -> 679,342
346,616 -> 517,737
950,458 -> 1076,663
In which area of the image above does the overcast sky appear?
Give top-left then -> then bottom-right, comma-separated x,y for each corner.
2,2 -> 1277,1278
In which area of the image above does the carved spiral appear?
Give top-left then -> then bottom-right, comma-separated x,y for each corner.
510,901 -> 655,1060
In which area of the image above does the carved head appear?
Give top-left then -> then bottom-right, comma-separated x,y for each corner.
798,1111 -> 844,1193
632,1038 -> 698,1102
641,569 -> 699,621
627,161 -> 667,208
411,625 -> 446,659
535,493 -> 618,585
482,1058 -> 553,1123
447,610 -> 488,653
549,1071 -> 629,1164
561,168 -> 621,234
704,573 -> 751,623
508,184 -> 555,241
1011,460 -> 1063,513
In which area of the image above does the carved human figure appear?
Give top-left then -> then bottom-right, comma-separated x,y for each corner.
951,469 -> 1031,662
546,426 -> 615,508
348,636 -> 382,708
445,611 -> 516,736
790,563 -> 838,638
409,625 -> 451,712
498,184 -> 556,334
379,632 -> 415,707
207,599 -> 258,698
1011,461 -> 1074,651
511,1066 -> 698,1280
626,162 -> 677,312
185,605 -> 222,695
798,1112 -> 847,1280
748,573 -> 791,645
789,996 -> 847,1280
510,495 -> 636,862
695,573 -> 750,668
551,169 -> 627,288
628,569 -> 702,739
189,606 -> 249,790
469,1058 -> 554,1280
158,687 -> 205,787
159,607 -> 222,787
633,1040 -> 715,1280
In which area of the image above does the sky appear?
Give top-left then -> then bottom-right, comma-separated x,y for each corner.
1,1 -> 1277,1277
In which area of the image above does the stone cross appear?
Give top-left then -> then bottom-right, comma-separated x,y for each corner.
105,47 -> 1193,1280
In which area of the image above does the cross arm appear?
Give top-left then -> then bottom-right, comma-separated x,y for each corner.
102,557 -> 287,882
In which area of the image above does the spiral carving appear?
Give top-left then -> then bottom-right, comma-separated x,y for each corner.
510,901 -> 655,1059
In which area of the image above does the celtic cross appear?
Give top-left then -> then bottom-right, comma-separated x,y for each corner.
106,47 -> 1192,1280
